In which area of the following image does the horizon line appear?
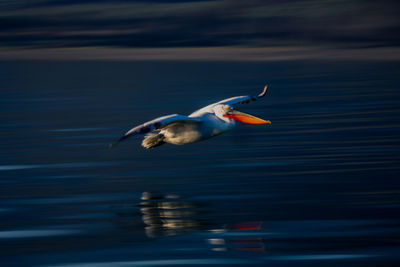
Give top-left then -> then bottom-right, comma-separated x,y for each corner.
1,45 -> 400,62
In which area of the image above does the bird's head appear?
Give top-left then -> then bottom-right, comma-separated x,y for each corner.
213,104 -> 271,124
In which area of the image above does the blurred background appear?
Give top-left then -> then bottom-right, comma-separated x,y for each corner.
1,1 -> 400,267
1,0 -> 400,60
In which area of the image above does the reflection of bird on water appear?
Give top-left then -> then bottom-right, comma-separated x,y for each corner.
138,192 -> 268,252
139,192 -> 202,238
207,221 -> 268,253
110,85 -> 270,148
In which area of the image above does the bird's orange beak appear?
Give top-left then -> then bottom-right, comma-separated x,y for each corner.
223,109 -> 271,124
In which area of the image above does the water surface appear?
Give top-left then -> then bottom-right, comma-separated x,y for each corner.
1,60 -> 400,266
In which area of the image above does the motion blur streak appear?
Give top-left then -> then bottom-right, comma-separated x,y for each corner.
1,0 -> 400,266
1,60 -> 400,266
1,0 -> 400,62
1,0 -> 399,49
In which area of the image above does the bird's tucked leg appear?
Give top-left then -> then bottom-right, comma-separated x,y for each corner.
142,133 -> 166,149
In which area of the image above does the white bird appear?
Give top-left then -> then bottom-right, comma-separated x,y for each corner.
110,85 -> 271,149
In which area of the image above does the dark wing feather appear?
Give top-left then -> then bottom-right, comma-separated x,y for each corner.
218,85 -> 268,106
110,114 -> 201,147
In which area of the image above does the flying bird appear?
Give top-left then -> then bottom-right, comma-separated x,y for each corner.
110,85 -> 271,149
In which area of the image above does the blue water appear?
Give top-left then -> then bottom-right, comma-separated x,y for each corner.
1,60 -> 400,266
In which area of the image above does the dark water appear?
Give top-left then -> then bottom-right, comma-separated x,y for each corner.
1,60 -> 400,266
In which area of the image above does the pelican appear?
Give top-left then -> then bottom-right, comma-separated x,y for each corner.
110,85 -> 270,149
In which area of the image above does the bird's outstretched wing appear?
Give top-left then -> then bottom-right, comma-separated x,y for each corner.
218,85 -> 268,106
110,114 -> 201,147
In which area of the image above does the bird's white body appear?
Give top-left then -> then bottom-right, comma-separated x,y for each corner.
112,85 -> 270,149
166,112 -> 235,145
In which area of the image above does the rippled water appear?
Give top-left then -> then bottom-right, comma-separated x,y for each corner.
1,60 -> 400,266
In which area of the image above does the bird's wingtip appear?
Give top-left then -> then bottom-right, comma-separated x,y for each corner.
109,134 -> 130,149
258,84 -> 268,98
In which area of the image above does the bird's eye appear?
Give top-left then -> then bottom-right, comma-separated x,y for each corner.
225,106 -> 232,111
